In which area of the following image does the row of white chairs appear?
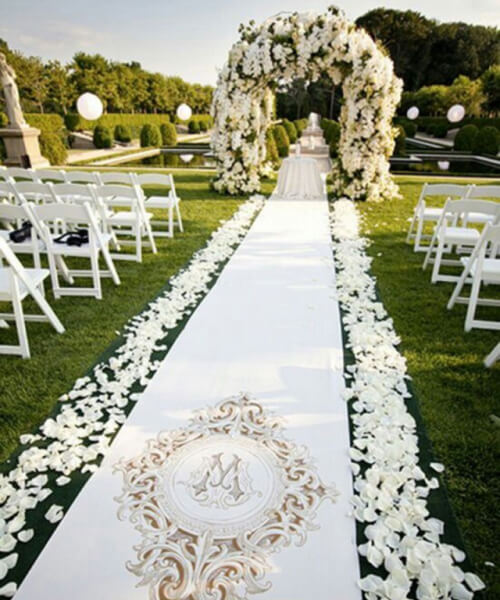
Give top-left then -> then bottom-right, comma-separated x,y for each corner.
407,183 -> 500,366
0,166 -> 184,240
0,168 -> 185,358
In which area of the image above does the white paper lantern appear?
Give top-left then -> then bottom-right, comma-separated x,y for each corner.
407,106 -> 419,120
180,153 -> 194,163
76,92 -> 103,121
447,104 -> 465,123
438,161 -> 450,171
176,103 -> 192,121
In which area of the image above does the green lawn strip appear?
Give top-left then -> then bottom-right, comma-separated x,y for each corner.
357,176 -> 500,596
0,170 -> 246,462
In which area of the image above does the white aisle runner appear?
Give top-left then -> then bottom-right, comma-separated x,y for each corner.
16,197 -> 360,600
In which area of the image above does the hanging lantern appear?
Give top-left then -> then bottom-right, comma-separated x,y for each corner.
180,154 -> 194,163
438,161 -> 450,171
447,104 -> 465,123
76,93 -> 103,121
176,103 -> 192,122
406,106 -> 419,120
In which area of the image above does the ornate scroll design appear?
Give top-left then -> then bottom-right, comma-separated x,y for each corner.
114,393 -> 338,600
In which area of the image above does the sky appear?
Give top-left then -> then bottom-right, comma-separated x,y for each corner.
2,0 -> 499,85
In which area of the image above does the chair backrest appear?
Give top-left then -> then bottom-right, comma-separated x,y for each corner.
94,184 -> 138,202
12,181 -> 55,204
133,172 -> 172,187
34,169 -> 67,183
98,171 -> 135,185
0,236 -> 39,294
467,185 -> 500,201
423,183 -> 468,199
444,198 -> 500,219
6,167 -> 37,181
0,182 -> 15,202
0,200 -> 31,222
65,170 -> 100,184
0,169 -> 10,181
50,183 -> 95,203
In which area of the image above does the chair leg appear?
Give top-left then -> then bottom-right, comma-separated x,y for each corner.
485,343 -> 500,368
465,274 -> 482,332
10,276 -> 30,359
447,264 -> 470,309
101,245 -> 120,286
168,205 -> 174,238
414,217 -> 424,251
431,238 -> 445,283
90,251 -> 102,299
406,213 -> 416,244
175,203 -> 183,233
135,223 -> 142,262
47,251 -> 62,299
145,219 -> 157,254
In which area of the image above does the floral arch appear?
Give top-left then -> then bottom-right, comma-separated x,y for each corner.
211,6 -> 403,201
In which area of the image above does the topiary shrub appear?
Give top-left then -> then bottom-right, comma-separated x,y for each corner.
472,126 -> 500,156
393,125 -> 406,157
93,125 -> 113,149
272,125 -> 290,157
188,120 -> 201,134
265,130 -> 279,165
402,121 -> 417,137
114,124 -> 132,143
0,112 -> 8,128
140,124 -> 161,147
198,120 -> 208,132
293,118 -> 308,135
160,122 -> 177,146
454,125 -> 479,151
282,119 -> 297,143
326,122 -> 341,157
39,132 -> 68,165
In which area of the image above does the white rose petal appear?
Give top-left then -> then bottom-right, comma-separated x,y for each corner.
45,505 -> 64,524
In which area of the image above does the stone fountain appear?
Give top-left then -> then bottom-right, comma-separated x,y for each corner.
294,112 -> 332,174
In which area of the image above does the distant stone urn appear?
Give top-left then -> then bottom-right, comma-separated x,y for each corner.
0,52 -> 49,167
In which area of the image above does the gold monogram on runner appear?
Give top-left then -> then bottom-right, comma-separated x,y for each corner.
114,393 -> 338,600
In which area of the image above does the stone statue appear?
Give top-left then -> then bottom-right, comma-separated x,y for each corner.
0,52 -> 28,129
307,112 -> 321,131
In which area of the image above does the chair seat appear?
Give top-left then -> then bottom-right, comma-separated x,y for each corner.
145,195 -> 178,209
421,207 -> 443,220
49,233 -> 113,256
439,227 -> 481,244
0,230 -> 45,252
0,267 -> 49,301
461,257 -> 500,282
108,211 -> 152,224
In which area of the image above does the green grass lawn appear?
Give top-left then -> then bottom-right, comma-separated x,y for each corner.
357,175 -> 500,595
0,169 -> 498,594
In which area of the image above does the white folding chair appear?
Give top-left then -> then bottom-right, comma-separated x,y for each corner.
0,237 -> 64,358
423,199 -> 500,283
407,184 -> 468,252
6,167 -> 37,182
33,169 -> 67,183
484,343 -> 500,368
0,201 -> 44,269
447,223 -> 500,331
32,202 -> 120,299
0,181 -> 16,204
94,184 -> 157,262
133,172 -> 183,238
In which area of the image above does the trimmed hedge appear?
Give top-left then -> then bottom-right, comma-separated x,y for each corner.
393,125 -> 406,156
140,124 -> 161,147
93,125 -> 113,149
293,118 -> 308,135
321,119 -> 341,157
188,120 -> 201,134
0,112 -> 8,128
454,125 -> 479,151
160,122 -> 177,146
272,125 -> 290,157
176,114 -> 213,129
65,113 -> 171,138
282,119 -> 298,143
114,124 -> 132,143
472,126 -> 500,156
265,130 -> 279,165
25,113 -> 68,165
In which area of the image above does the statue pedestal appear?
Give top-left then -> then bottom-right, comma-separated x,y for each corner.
0,126 -> 50,168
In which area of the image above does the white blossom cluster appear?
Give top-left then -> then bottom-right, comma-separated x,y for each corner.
211,6 -> 402,201
0,195 -> 265,598
330,198 -> 485,600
